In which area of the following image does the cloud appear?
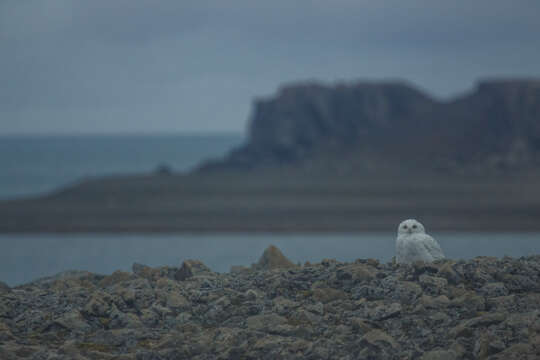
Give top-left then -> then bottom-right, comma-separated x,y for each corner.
1,0 -> 539,133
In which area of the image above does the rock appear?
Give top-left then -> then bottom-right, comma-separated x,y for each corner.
246,314 -> 287,331
311,288 -> 347,303
336,264 -> 375,282
288,309 -> 321,326
367,302 -> 402,321
253,245 -> 296,270
174,260 -> 212,281
165,293 -> 190,310
437,262 -> 461,284
0,322 -> 14,341
198,79 -> 540,174
450,313 -> 506,338
420,349 -> 459,360
419,275 -> 448,295
487,294 -> 516,311
465,312 -> 506,327
273,297 -> 298,314
479,282 -> 509,297
361,329 -> 399,349
2,254 -> 540,359
392,281 -> 423,303
54,310 -> 91,333
489,343 -> 535,359
244,289 -> 259,301
350,318 -> 374,334
131,263 -> 176,281
501,274 -> 539,292
108,308 -> 143,329
132,262 -> 148,275
352,284 -> 386,301
83,291 -> 114,317
99,270 -> 132,288
450,292 -> 485,313
417,295 -> 450,310
0,281 -> 10,293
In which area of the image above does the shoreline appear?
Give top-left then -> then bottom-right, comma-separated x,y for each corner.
2,171 -> 540,233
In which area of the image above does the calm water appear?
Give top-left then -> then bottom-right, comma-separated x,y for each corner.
0,134 -> 243,199
1,135 -> 539,286
2,232 -> 540,286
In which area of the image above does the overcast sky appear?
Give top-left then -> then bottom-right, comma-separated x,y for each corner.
1,0 -> 539,134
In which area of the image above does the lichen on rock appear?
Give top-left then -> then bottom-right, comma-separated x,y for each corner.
1,252 -> 540,359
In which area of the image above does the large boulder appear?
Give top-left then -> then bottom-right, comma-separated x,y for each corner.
174,260 -> 212,281
253,245 -> 297,270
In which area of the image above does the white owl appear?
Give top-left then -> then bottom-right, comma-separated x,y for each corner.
396,219 -> 445,264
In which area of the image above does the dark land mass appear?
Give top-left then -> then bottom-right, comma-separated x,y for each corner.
2,78 -> 540,233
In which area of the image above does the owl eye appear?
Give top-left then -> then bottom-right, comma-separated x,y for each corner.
403,225 -> 408,229
412,224 -> 417,229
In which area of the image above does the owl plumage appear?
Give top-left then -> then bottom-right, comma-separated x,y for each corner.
396,219 -> 445,264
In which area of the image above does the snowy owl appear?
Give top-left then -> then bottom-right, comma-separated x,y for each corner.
396,219 -> 445,264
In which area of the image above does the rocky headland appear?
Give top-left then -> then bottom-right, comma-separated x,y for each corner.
199,79 -> 540,174
1,246 -> 540,359
2,78 -> 540,233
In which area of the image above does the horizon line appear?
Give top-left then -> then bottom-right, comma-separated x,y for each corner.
0,130 -> 245,138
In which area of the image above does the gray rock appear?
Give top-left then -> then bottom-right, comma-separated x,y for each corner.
246,314 -> 287,331
53,310 -> 91,333
361,329 -> 399,349
2,254 -> 540,359
479,282 -> 509,297
420,349 -> 459,360
131,262 -> 149,276
0,281 -> 10,293
199,79 -> 540,174
419,275 -> 448,295
174,260 -> 212,281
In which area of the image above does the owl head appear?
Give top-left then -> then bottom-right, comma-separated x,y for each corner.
397,219 -> 425,235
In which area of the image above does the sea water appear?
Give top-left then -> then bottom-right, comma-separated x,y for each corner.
0,133 -> 243,199
1,134 -> 539,286
1,232 -> 540,286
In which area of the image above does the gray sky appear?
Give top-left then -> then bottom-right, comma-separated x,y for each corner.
1,0 -> 539,134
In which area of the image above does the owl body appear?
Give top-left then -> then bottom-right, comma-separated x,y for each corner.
396,219 -> 445,264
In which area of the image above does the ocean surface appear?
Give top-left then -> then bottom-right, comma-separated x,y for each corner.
0,133 -> 244,199
1,134 -> 540,286
2,232 -> 540,286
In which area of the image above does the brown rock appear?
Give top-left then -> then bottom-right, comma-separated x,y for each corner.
253,245 -> 296,270
246,314 -> 287,331
174,260 -> 212,281
311,288 -> 347,303
350,318 -> 374,334
98,270 -> 132,288
361,329 -> 399,349
54,310 -> 91,333
0,322 -> 14,341
336,264 -> 375,282
437,262 -> 461,284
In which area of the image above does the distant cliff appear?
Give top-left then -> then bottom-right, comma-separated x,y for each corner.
198,79 -> 540,174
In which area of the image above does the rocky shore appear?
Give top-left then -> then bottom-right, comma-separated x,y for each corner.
1,246 -> 540,359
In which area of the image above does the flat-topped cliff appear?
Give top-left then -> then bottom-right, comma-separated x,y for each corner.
199,79 -> 540,174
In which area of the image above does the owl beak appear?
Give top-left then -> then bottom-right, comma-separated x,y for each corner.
407,228 -> 412,234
